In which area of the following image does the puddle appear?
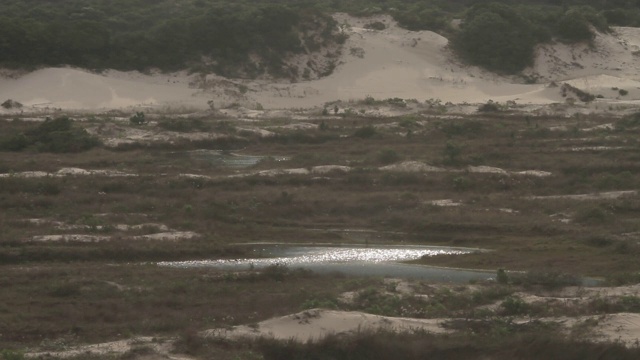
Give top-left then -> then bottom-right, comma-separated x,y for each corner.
189,150 -> 288,167
158,244 -> 497,283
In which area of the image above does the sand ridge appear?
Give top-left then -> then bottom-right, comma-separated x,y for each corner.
3,15 -> 640,112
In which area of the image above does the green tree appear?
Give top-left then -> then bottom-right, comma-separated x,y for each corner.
452,3 -> 536,73
556,9 -> 595,42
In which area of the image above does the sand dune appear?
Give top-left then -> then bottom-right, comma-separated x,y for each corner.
203,308 -> 449,342
0,67 -> 201,110
2,15 -> 640,111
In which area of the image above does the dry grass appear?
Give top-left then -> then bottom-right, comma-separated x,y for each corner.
2,110 -> 640,354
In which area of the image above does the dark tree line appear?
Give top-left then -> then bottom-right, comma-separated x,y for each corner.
0,0 -> 339,77
0,0 -> 639,75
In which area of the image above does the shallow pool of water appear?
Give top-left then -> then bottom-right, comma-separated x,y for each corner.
189,150 -> 288,167
158,244 -> 497,283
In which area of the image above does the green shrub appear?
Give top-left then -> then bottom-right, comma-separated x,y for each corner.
442,141 -> 462,165
477,101 -> 501,113
1,99 -> 22,109
1,350 -> 24,360
575,207 -> 611,224
500,296 -> 529,316
49,281 -> 81,297
511,271 -> 580,290
556,10 -> 595,42
158,118 -> 210,132
129,112 -> 147,125
452,4 -> 537,73
364,21 -> 386,30
352,125 -> 377,139
496,269 -> 509,284
386,98 -> 406,108
452,176 -> 471,191
301,297 -> 339,310
439,120 -> 484,137
0,117 -> 99,153
376,149 -> 401,165
615,112 -> 640,130
395,7 -> 450,32
561,83 -> 595,102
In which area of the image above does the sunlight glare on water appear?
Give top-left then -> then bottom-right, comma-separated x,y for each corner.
159,246 -> 472,269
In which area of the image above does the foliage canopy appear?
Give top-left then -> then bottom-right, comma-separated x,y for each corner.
0,0 -> 635,75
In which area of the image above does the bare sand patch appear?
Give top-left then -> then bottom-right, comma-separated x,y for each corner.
0,67 -> 204,111
203,309 -> 449,342
255,168 -> 311,177
0,167 -> 137,178
593,313 -> 640,346
179,173 -> 214,180
513,170 -> 553,177
467,165 -> 510,175
311,165 -> 352,174
30,234 -> 111,243
132,231 -> 200,241
427,199 -> 463,207
26,337 -> 185,359
379,161 -> 445,172
527,190 -> 638,200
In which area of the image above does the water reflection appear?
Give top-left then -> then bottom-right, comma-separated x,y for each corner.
158,244 -> 496,283
160,245 -> 471,268
189,150 -> 288,167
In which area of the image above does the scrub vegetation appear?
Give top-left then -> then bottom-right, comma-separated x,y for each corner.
0,0 -> 637,76
2,105 -> 640,357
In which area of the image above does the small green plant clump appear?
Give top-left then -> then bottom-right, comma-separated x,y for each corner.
364,21 -> 386,30
376,148 -> 401,165
477,101 -> 501,113
129,112 -> 147,125
352,125 -> 377,139
157,118 -> 210,132
561,83 -> 595,102
1,99 -> 22,109
0,350 -> 24,360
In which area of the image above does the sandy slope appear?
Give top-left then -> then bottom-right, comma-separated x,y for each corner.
2,14 -> 640,112
0,68 -> 202,110
203,309 -> 449,342
249,14 -> 556,108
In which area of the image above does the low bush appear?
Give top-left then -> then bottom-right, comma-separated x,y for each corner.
157,118 -> 211,132
364,21 -> 386,30
0,350 -> 24,360
352,126 -> 377,139
1,99 -> 22,109
561,83 -> 595,102
376,149 -> 401,165
500,295 -> 529,316
615,112 -> 640,130
0,117 -> 100,153
510,271 -> 580,290
129,112 -> 147,125
477,101 -> 501,113
256,328 -> 640,360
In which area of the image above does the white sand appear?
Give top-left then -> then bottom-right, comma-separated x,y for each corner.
379,161 -> 445,172
527,190 -> 638,200
25,337 -> 189,359
0,68 -> 203,110
3,16 -> 640,112
131,231 -> 200,241
203,309 -> 449,342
